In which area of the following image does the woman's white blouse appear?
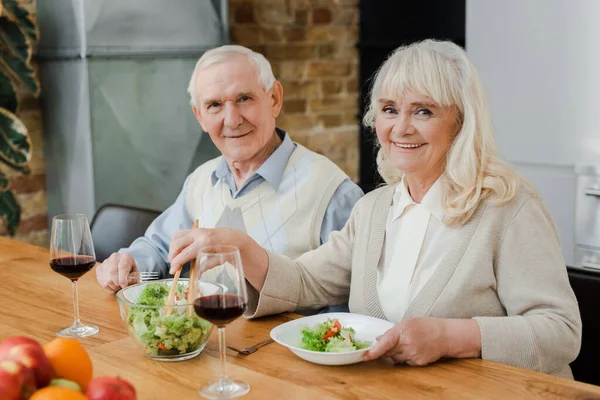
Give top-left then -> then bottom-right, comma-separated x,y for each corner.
377,178 -> 454,322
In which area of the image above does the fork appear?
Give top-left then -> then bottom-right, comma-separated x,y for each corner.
140,271 -> 160,281
227,338 -> 274,355
128,271 -> 160,284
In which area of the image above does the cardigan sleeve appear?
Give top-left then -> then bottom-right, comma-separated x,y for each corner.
473,198 -> 582,374
244,196 -> 359,318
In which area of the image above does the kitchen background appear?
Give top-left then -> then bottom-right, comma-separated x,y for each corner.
0,0 -> 599,272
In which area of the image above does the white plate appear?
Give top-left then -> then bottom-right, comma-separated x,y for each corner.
270,312 -> 394,366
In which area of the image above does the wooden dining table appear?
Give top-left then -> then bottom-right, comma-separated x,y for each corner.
1,236 -> 600,399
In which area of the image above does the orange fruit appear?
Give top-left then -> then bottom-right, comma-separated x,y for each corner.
43,338 -> 93,390
30,386 -> 87,400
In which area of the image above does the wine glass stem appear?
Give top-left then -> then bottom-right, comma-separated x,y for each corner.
71,280 -> 82,328
218,327 -> 228,381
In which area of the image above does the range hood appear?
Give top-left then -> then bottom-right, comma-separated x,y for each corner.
38,0 -> 228,221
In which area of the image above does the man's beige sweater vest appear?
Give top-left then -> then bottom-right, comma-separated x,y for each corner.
186,144 -> 347,259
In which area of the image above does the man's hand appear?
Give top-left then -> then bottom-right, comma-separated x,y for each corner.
95,252 -> 138,291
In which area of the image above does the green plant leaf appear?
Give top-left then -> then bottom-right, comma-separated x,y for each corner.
0,15 -> 38,95
0,0 -> 38,42
0,107 -> 31,172
0,71 -> 17,112
0,188 -> 20,236
0,170 -> 8,191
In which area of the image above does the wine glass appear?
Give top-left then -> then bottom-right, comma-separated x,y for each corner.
49,213 -> 99,338
192,245 -> 249,399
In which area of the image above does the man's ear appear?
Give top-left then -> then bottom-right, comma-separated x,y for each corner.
270,81 -> 284,118
192,105 -> 207,131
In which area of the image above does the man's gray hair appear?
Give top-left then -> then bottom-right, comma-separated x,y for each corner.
187,45 -> 276,108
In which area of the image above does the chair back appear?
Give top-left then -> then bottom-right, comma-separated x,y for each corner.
91,204 -> 161,262
568,267 -> 600,386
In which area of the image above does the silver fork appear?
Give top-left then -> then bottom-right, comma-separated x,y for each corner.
227,338 -> 274,355
140,271 -> 160,281
128,271 -> 160,284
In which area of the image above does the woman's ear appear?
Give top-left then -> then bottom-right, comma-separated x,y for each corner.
452,106 -> 463,136
270,81 -> 284,118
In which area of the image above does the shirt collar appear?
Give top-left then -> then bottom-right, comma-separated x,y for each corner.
391,176 -> 445,222
210,128 -> 295,191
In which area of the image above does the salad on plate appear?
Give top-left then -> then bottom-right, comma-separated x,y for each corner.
128,282 -> 212,356
300,318 -> 371,352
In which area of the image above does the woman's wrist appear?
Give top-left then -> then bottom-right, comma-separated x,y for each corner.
241,235 -> 269,292
442,318 -> 482,359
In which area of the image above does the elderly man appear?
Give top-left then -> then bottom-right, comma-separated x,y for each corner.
96,45 -> 363,291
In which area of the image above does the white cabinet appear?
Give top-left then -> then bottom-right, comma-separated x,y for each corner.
467,0 -> 600,265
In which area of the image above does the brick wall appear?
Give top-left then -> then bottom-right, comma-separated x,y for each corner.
229,0 -> 360,181
0,0 -> 48,246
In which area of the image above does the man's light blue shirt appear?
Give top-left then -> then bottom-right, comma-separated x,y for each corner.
122,130 -> 364,278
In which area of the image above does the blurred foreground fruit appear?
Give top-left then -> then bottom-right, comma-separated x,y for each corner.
0,337 -> 137,400
50,378 -> 81,392
0,337 -> 53,388
85,376 -> 137,400
43,339 -> 92,390
0,360 -> 36,400
30,387 -> 87,400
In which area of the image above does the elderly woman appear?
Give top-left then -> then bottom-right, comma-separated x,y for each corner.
168,40 -> 581,378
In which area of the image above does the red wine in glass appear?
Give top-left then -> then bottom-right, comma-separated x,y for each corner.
50,255 -> 96,281
50,213 -> 99,338
192,245 -> 250,398
193,294 -> 247,327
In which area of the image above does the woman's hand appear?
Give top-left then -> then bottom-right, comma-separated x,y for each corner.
168,227 -> 269,291
363,317 -> 481,366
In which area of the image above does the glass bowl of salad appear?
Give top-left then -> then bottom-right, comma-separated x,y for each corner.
116,279 -> 216,361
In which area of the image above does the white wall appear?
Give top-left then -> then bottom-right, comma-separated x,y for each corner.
467,0 -> 600,265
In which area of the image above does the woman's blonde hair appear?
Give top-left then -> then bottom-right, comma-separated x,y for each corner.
364,39 -> 524,226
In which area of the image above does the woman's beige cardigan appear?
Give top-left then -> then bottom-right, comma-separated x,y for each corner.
246,184 -> 582,378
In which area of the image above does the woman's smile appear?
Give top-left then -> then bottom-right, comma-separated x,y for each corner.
391,141 -> 426,150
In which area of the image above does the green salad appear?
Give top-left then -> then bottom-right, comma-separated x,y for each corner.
128,283 -> 212,356
300,318 -> 371,352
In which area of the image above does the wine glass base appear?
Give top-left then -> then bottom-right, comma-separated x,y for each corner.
198,379 -> 250,399
57,324 -> 99,338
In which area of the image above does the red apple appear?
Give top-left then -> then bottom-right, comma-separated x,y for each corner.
85,376 -> 137,400
0,337 -> 53,388
0,360 -> 36,400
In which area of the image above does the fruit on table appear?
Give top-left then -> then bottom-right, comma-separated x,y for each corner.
29,386 -> 88,400
85,376 -> 137,400
0,359 -> 36,400
43,339 -> 92,391
0,337 -> 53,388
50,378 -> 82,392
0,336 -> 137,399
